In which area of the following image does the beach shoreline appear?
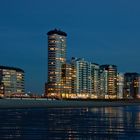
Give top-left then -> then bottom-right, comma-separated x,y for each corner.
0,98 -> 140,109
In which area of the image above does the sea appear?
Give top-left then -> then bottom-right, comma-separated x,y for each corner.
0,106 -> 140,140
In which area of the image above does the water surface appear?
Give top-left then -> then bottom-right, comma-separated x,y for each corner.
0,106 -> 140,139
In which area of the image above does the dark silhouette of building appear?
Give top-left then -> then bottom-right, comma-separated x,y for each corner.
124,73 -> 140,99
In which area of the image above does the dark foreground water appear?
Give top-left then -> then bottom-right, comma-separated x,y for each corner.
0,106 -> 140,140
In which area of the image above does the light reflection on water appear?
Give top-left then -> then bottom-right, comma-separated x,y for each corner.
0,106 -> 140,139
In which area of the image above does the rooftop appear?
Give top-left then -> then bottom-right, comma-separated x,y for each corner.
47,29 -> 67,36
0,66 -> 24,73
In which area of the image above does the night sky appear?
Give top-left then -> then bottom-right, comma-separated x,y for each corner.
0,0 -> 140,94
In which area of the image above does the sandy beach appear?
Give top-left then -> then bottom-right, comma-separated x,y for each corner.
0,98 -> 140,109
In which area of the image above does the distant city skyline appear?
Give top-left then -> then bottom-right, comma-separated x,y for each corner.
0,0 -> 140,94
45,29 -> 139,99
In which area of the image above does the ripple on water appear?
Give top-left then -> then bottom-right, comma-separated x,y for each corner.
0,106 -> 140,139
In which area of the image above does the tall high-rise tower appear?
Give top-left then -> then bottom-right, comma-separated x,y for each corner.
47,29 -> 67,98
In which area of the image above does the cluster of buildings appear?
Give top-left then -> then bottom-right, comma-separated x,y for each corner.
45,29 -> 140,99
0,29 -> 139,100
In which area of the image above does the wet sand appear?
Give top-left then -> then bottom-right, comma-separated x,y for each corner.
0,98 -> 140,109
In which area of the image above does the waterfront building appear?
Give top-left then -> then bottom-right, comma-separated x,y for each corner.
46,29 -> 67,98
100,65 -> 117,99
117,73 -> 124,99
0,83 -> 4,97
44,82 -> 48,97
71,57 -> 77,97
99,67 -> 108,98
0,66 -> 25,96
71,58 -> 92,98
90,63 -> 100,98
123,73 -> 140,99
61,63 -> 72,98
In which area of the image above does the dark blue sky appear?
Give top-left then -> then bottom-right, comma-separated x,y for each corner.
0,0 -> 140,94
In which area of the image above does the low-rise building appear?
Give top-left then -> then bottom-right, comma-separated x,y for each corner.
123,73 -> 140,99
0,66 -> 25,96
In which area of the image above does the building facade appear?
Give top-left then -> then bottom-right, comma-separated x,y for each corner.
117,73 -> 124,99
123,73 -> 140,99
71,58 -> 92,98
90,63 -> 100,98
61,63 -> 72,98
0,66 -> 25,96
46,29 -> 67,98
100,65 -> 117,99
